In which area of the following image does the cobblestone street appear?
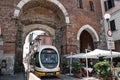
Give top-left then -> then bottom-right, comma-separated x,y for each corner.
0,72 -> 99,80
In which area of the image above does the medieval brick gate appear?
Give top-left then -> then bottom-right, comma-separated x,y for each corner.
0,0 -> 107,74
13,0 -> 71,73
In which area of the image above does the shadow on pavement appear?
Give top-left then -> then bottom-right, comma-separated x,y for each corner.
0,72 -> 25,80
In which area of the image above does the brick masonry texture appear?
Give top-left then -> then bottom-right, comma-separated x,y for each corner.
0,0 -> 103,54
0,0 -> 105,73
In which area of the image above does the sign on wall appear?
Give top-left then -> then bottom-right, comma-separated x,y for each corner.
107,40 -> 115,50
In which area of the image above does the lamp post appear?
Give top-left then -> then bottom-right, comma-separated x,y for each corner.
104,13 -> 114,79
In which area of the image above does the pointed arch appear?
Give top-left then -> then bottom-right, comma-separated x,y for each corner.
77,24 -> 99,42
13,0 -> 70,24
76,24 -> 99,52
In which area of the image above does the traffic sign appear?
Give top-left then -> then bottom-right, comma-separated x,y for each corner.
107,40 -> 115,50
107,29 -> 112,37
107,37 -> 113,41
118,71 -> 120,78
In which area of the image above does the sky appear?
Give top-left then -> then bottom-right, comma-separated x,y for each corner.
23,30 -> 45,58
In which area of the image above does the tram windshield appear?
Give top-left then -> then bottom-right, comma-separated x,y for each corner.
41,48 -> 58,64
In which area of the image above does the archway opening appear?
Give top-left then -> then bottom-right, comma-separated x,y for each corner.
23,30 -> 46,58
80,30 -> 94,53
14,0 -> 70,72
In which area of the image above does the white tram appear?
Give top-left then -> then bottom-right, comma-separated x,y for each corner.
30,45 -> 60,77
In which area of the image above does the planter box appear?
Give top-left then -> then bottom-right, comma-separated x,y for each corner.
73,73 -> 82,78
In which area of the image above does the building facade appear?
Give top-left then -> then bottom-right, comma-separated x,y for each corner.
0,0 -> 104,74
101,0 -> 120,52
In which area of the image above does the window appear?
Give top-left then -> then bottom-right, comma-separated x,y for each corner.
104,0 -> 115,11
77,0 -> 83,8
110,20 -> 116,31
89,1 -> 94,11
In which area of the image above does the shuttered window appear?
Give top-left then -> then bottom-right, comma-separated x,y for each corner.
104,0 -> 115,11
110,20 -> 116,31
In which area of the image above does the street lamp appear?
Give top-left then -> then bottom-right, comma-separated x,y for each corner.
104,13 -> 114,79
104,13 -> 111,30
104,13 -> 111,21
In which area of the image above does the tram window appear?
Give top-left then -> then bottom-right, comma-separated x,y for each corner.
41,53 -> 58,64
41,49 -> 58,64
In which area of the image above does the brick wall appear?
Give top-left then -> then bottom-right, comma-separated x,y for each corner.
0,0 -> 17,54
59,0 -> 102,53
0,0 -> 103,54
0,0 -> 104,73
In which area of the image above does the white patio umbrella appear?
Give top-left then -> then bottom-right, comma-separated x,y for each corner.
66,52 -> 98,76
86,49 -> 120,58
86,49 -> 120,78
66,53 -> 98,59
66,53 -> 85,58
66,53 -> 85,76
66,49 -> 120,77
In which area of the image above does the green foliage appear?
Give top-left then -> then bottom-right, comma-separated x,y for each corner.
72,61 -> 84,73
93,60 -> 111,78
61,60 -> 67,66
116,62 -> 120,67
61,59 -> 69,73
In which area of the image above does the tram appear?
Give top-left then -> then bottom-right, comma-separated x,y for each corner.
29,45 -> 60,77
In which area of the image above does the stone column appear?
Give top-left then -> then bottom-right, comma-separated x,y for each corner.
1,18 -> 17,75
98,21 -> 107,50
76,40 -> 80,53
14,19 -> 24,73
55,27 -> 62,54
65,24 -> 78,54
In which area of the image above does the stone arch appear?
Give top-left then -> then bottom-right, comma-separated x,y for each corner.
14,0 -> 70,24
23,24 -> 55,44
13,0 -> 69,72
76,24 -> 99,52
77,24 -> 99,41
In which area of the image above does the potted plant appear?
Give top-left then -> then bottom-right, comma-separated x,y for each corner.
93,60 -> 111,80
61,59 -> 69,74
72,61 -> 84,78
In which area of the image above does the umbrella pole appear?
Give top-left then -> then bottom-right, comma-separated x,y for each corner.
69,52 -> 72,75
85,49 -> 89,78
110,49 -> 115,80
